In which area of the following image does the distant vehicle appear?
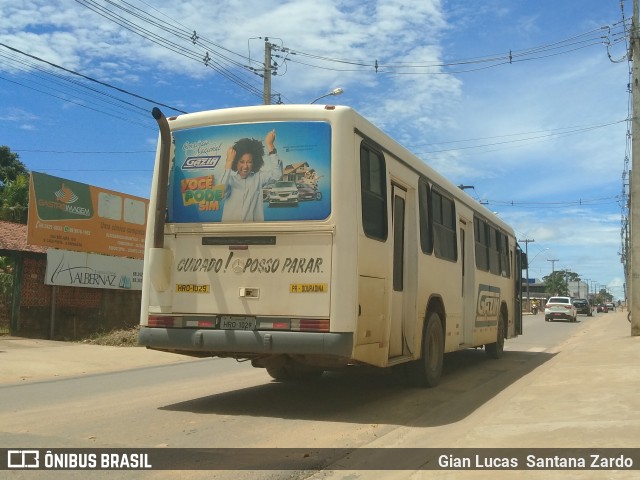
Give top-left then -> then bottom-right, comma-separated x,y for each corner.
545,296 -> 577,322
268,181 -> 299,206
296,183 -> 322,201
597,304 -> 608,313
606,302 -> 615,311
572,299 -> 592,316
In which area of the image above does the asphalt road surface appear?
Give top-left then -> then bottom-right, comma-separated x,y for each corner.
0,312 -> 608,479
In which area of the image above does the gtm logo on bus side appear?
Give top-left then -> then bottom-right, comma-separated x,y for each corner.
477,285 -> 500,317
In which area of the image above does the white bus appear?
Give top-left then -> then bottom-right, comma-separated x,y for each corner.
139,104 -> 523,387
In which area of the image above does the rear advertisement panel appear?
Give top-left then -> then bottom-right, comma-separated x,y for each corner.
169,121 -> 331,223
27,172 -> 148,259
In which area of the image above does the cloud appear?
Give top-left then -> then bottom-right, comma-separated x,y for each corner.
0,0 -> 628,299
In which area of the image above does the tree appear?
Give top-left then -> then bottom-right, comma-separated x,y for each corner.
0,174 -> 30,224
543,269 -> 580,296
594,288 -> 613,305
0,146 -> 30,224
0,146 -> 28,191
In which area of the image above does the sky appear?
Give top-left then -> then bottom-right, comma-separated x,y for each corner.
0,0 -> 632,300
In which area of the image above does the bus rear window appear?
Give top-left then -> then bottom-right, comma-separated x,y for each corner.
168,121 -> 331,223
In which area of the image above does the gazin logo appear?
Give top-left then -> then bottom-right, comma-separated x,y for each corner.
54,184 -> 79,204
182,156 -> 220,169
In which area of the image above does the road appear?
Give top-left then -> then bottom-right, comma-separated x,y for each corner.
507,310 -> 595,352
0,312 -> 606,479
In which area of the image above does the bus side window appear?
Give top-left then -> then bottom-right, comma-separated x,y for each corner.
474,217 -> 489,271
432,189 -> 457,261
489,226 -> 501,275
498,232 -> 511,277
360,144 -> 388,241
418,178 -> 433,254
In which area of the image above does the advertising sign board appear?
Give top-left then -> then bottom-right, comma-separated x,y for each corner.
27,172 -> 148,259
45,249 -> 143,290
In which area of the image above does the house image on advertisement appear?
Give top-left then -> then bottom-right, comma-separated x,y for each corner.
283,162 -> 322,189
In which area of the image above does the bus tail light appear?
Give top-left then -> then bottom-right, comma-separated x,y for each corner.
148,316 -> 217,328
257,319 -> 289,330
291,319 -> 330,332
148,315 -> 182,327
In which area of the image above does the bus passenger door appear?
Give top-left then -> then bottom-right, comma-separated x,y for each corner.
389,184 -> 415,358
460,217 -> 475,346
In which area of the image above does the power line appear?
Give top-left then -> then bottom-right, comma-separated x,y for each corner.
273,21 -> 628,75
485,195 -> 621,208
0,73 -> 152,128
74,0 -> 269,101
0,42 -> 187,114
409,119 -> 627,155
0,50 -> 155,127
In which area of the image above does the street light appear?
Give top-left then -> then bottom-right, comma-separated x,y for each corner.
310,87 -> 344,104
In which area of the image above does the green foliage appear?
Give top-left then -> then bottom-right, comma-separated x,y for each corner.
0,146 -> 30,224
0,146 -> 28,190
542,269 -> 580,296
0,174 -> 29,224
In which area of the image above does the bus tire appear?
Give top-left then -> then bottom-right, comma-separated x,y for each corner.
266,365 -> 295,381
266,364 -> 323,382
485,312 -> 505,359
406,312 -> 444,388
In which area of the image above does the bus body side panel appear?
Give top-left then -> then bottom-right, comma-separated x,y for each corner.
326,109 -> 360,339
351,124 -> 393,368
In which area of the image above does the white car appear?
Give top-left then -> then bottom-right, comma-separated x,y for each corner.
268,181 -> 299,206
544,296 -> 577,322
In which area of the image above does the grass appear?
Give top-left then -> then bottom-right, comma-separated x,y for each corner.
80,326 -> 140,347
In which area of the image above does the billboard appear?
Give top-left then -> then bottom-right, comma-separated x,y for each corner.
27,172 -> 148,259
168,121 -> 331,223
45,249 -> 143,290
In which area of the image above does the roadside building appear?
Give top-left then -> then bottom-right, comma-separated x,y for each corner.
0,220 -> 141,340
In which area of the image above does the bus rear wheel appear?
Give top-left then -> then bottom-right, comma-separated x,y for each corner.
485,312 -> 505,359
405,312 -> 444,388
266,363 -> 323,382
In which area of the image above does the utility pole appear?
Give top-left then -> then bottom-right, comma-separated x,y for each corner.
631,0 -> 640,335
519,239 -> 535,311
585,278 -> 590,304
547,258 -> 559,274
263,38 -> 272,105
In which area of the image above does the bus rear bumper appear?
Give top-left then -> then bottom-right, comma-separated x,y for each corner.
138,327 -> 354,358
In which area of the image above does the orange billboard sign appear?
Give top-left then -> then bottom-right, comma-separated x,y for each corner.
27,172 -> 148,259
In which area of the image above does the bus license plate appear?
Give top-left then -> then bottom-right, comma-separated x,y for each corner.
219,317 -> 256,330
